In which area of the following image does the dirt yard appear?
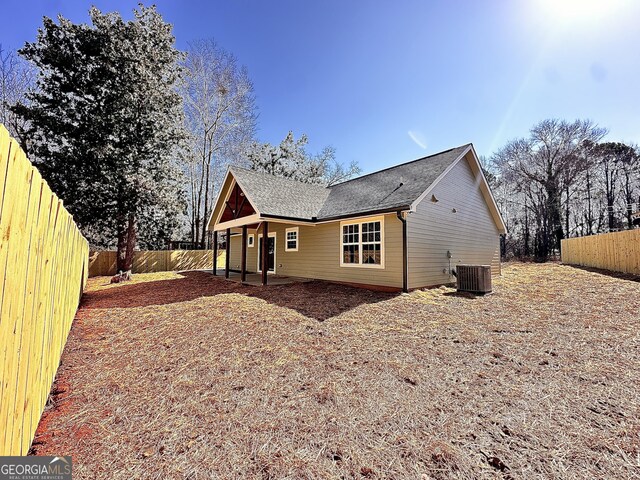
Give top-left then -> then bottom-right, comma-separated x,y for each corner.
31,263 -> 640,479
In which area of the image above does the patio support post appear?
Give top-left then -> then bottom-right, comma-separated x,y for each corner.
212,230 -> 218,275
261,222 -> 269,285
241,225 -> 247,283
225,228 -> 231,279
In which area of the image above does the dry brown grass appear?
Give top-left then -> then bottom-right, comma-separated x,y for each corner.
31,263 -> 640,479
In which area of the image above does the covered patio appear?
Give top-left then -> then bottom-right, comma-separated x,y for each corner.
209,170 -> 317,286
213,269 -> 312,286
211,220 -> 290,286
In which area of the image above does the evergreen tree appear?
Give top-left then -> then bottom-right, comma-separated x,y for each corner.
14,5 -> 185,274
247,131 -> 360,186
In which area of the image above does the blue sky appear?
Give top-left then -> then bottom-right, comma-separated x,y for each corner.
2,0 -> 639,174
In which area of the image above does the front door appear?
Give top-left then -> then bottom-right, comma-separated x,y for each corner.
258,236 -> 275,273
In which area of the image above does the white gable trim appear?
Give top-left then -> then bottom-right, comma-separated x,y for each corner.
213,213 -> 261,232
467,144 -> 507,234
207,167 -> 234,231
409,144 -> 507,234
211,176 -> 237,229
207,166 -> 262,231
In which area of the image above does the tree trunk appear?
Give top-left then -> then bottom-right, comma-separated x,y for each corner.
190,164 -> 197,243
564,184 -> 570,239
585,169 -> 593,235
604,162 -> 616,232
539,182 -> 558,261
545,179 -> 563,257
607,192 -> 615,232
194,135 -> 208,248
523,199 -> 530,257
606,167 -> 615,231
200,154 -> 211,247
116,214 -> 137,275
623,174 -> 634,229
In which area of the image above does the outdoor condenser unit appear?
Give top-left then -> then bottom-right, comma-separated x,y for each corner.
455,265 -> 492,294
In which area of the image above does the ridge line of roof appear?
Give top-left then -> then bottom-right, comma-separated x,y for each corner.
327,143 -> 472,187
228,165 -> 331,190
228,143 -> 472,190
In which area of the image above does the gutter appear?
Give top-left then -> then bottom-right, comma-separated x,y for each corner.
259,205 -> 413,224
317,206 -> 412,223
396,211 -> 408,293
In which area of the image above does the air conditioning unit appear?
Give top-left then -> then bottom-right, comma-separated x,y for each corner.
456,265 -> 492,294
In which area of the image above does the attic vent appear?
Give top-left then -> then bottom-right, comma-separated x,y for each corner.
431,195 -> 439,203
456,265 -> 492,294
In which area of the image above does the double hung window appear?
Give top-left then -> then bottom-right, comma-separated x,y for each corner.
340,217 -> 383,267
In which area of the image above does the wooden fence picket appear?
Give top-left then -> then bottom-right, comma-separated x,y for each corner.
561,229 -> 640,276
0,125 -> 88,455
89,249 -> 215,277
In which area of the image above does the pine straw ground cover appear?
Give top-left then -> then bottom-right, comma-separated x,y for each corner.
31,263 -> 639,479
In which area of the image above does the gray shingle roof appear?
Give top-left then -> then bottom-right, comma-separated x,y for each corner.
318,145 -> 469,219
229,144 -> 470,221
229,166 -> 330,219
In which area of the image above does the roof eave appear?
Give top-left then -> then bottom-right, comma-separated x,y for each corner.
260,205 -> 412,224
316,206 -> 412,223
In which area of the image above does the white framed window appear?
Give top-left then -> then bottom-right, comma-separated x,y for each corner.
361,220 -> 382,265
342,223 -> 359,264
285,227 -> 299,251
340,216 -> 384,268
247,234 -> 255,248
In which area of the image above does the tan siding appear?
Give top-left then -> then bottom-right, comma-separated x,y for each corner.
407,153 -> 501,288
229,214 -> 403,288
229,231 -> 259,271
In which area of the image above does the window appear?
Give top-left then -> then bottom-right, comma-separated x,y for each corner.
340,217 -> 384,267
342,223 -> 359,264
285,227 -> 299,251
247,234 -> 254,248
361,221 -> 381,264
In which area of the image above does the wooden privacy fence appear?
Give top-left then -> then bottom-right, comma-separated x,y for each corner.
89,249 -> 216,277
561,229 -> 640,275
0,125 -> 89,455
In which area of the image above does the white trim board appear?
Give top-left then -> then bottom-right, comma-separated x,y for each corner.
208,166 -> 263,231
214,213 -> 261,232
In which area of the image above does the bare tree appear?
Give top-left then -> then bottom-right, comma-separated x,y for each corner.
0,44 -> 34,145
180,39 -> 257,247
592,142 -> 622,231
490,119 -> 640,259
616,143 -> 639,229
578,141 -> 599,236
493,119 -> 607,260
